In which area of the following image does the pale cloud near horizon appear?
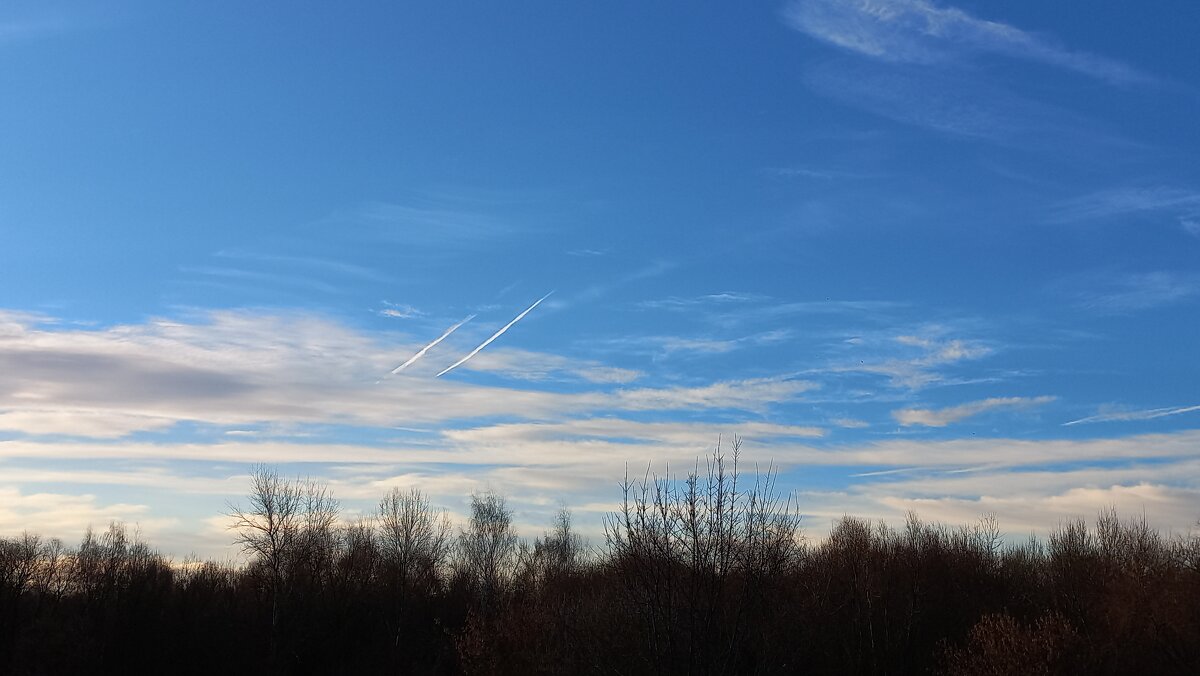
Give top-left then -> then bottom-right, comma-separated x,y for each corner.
784,0 -> 1149,85
4,423 -> 1197,475
2,308 -> 1199,559
5,427 -> 1199,556
0,487 -> 176,543
894,395 -> 1056,427
0,309 -> 803,439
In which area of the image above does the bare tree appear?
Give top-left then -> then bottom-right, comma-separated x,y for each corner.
604,438 -> 803,674
0,533 -> 42,600
457,491 -> 519,610
378,487 -> 453,591
535,507 -> 584,578
293,480 -> 341,590
227,466 -> 304,630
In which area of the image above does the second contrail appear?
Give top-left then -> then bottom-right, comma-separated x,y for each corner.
436,292 -> 553,377
386,314 -> 475,376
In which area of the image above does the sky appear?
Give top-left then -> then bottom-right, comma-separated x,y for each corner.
2,0 -> 1199,559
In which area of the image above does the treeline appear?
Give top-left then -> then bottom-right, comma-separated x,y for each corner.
2,448 -> 1199,675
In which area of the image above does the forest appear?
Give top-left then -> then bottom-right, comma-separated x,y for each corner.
1,446 -> 1198,675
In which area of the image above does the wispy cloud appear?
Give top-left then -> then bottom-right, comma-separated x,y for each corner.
574,261 -> 675,304
437,293 -> 553,377
605,377 -> 817,414
440,347 -> 642,384
801,59 -> 1108,144
784,0 -> 1149,85
638,293 -> 903,333
1063,403 -> 1200,426
318,195 -> 520,250
178,266 -> 341,294
215,250 -> 394,283
0,15 -> 75,44
609,329 -> 792,358
765,166 -> 883,180
442,418 -> 824,447
637,292 -> 770,310
831,332 -> 993,389
1069,271 -> 1200,313
1052,186 -> 1200,233
894,395 -> 1056,427
377,302 -> 425,319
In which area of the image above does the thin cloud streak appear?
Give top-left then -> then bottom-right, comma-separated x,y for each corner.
386,315 -> 475,376
801,60 -> 1111,145
1052,186 -> 1200,223
784,0 -> 1150,85
894,395 -> 1056,427
1064,404 -> 1200,426
437,292 -> 553,378
1062,271 -> 1200,314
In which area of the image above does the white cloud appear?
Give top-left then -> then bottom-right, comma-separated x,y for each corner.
788,455 -> 1200,540
378,302 -> 425,319
605,377 -> 816,413
0,410 -> 179,438
770,429 -> 1200,469
784,0 -> 1148,85
830,332 -> 992,389
894,395 -> 1056,427
441,418 -> 823,447
604,330 -> 793,359
3,309 -> 1197,559
0,487 -> 176,544
874,484 -> 1199,536
0,310 -> 805,439
4,418 -> 1200,558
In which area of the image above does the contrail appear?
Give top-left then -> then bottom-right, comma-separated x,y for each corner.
436,292 -> 553,377
384,315 -> 475,377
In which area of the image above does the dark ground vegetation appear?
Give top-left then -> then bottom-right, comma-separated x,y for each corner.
2,445 -> 1198,675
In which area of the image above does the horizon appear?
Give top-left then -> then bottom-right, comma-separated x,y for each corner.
2,0 -> 1199,561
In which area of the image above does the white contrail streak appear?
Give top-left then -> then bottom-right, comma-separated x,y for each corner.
436,292 -> 553,377
1063,403 -> 1200,426
385,315 -> 475,377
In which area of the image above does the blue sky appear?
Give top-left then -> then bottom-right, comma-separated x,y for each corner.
2,0 -> 1199,557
